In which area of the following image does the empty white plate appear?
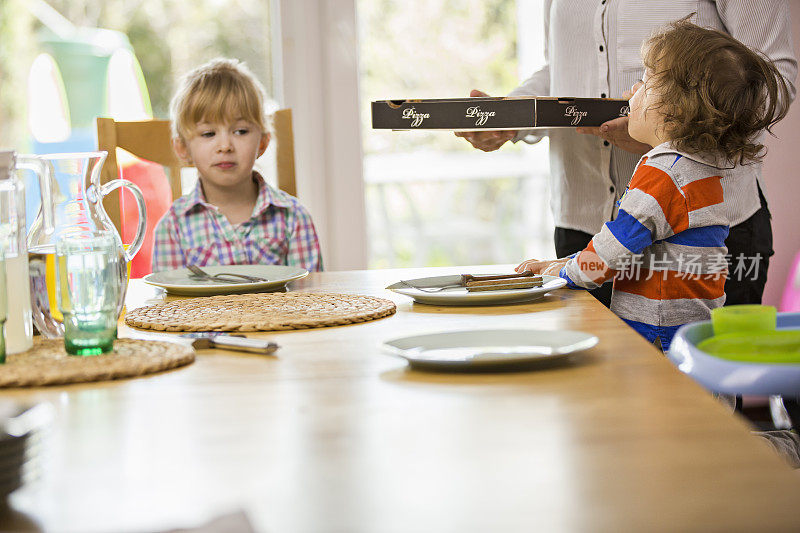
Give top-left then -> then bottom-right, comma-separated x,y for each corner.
144,265 -> 308,296
386,274 -> 567,306
382,329 -> 598,370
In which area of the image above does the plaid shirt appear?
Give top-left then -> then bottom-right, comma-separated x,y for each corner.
152,172 -> 322,272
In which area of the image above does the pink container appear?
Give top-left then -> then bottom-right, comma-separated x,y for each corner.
780,250 -> 800,312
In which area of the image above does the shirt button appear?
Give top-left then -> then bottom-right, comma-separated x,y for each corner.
601,93 -> 607,98
609,186 -> 615,193
599,45 -> 604,52
604,140 -> 610,146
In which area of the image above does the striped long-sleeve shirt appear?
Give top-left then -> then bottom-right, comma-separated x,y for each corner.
152,172 -> 323,273
559,143 -> 754,349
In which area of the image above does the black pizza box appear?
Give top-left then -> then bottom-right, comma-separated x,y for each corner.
371,96 -> 629,130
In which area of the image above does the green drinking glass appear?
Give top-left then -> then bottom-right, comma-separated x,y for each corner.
55,231 -> 121,356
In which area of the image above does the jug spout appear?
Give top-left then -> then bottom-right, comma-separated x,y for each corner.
26,152 -> 108,252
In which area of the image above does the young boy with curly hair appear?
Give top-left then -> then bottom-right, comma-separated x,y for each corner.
517,19 -> 789,350
152,58 -> 322,272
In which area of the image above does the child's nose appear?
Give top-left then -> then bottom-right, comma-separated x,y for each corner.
216,133 -> 233,151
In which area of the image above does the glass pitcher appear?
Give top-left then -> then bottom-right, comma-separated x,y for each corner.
26,152 -> 146,337
0,151 -> 53,352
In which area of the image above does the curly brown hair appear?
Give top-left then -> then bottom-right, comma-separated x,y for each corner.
642,18 -> 789,164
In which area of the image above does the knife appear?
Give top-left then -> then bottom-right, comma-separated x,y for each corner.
124,331 -> 279,355
183,333 -> 279,355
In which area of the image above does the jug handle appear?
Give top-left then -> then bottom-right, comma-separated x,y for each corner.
100,179 -> 147,263
15,156 -> 55,239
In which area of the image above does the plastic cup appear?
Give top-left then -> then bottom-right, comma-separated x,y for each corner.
55,231 -> 121,356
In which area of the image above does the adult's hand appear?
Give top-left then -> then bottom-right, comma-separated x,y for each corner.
576,88 -> 651,154
454,90 -> 516,152
576,117 -> 651,155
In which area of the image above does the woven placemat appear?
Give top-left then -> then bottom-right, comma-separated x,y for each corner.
125,292 -> 397,332
0,338 -> 195,387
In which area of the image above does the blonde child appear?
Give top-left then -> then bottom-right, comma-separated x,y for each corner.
152,58 -> 322,272
518,20 -> 788,350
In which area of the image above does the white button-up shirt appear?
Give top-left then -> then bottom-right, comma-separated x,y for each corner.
509,0 -> 797,235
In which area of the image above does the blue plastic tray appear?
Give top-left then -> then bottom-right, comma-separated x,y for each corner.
667,312 -> 800,396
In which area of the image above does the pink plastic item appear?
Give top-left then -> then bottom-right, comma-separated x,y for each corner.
119,160 -> 173,279
780,250 -> 800,312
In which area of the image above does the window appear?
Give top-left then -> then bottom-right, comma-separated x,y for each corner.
0,0 -> 275,248
357,0 -> 554,268
0,0 -> 273,153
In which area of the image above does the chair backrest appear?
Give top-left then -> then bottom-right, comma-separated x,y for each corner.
96,117 -> 188,278
96,109 -> 298,231
273,108 -> 297,197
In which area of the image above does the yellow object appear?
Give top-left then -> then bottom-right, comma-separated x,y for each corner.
123,244 -> 132,282
45,253 -> 63,322
55,253 -> 69,311
710,305 -> 777,336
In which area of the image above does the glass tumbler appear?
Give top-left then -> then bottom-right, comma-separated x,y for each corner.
55,231 -> 121,356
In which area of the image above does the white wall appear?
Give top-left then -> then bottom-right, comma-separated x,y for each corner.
275,0 -> 367,271
762,0 -> 800,307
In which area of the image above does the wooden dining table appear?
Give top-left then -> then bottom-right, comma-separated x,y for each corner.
1,265 -> 799,532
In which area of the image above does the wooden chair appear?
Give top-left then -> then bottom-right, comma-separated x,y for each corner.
97,118 -> 184,230
273,108 -> 297,197
96,109 -> 298,276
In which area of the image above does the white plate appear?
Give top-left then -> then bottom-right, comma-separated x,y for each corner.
386,274 -> 567,306
382,329 -> 598,370
144,265 -> 309,296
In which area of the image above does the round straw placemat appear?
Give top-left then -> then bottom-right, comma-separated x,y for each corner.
125,292 -> 397,332
0,338 -> 195,388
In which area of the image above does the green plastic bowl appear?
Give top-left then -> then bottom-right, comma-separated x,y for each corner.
710,305 -> 777,336
696,330 -> 800,363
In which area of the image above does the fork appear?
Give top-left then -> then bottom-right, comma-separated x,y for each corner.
187,265 -> 269,283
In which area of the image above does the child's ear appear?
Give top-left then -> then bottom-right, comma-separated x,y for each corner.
258,132 -> 270,158
173,137 -> 192,164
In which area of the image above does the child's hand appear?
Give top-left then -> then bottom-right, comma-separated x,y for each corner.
576,117 -> 652,155
516,257 -> 569,277
454,90 -> 516,151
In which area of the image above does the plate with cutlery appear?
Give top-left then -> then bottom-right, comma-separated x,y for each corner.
144,265 -> 309,296
386,272 -> 567,306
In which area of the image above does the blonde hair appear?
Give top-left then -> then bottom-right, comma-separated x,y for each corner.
170,58 -> 269,141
